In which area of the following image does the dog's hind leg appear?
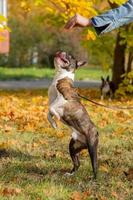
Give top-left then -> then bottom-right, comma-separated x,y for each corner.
86,131 -> 99,179
67,138 -> 86,175
109,90 -> 114,101
47,111 -> 57,129
101,94 -> 104,100
88,142 -> 98,179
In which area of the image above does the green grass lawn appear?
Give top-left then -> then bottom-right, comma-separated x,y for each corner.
0,89 -> 132,200
0,66 -> 111,81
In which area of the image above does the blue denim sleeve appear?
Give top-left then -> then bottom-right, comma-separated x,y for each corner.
91,0 -> 133,35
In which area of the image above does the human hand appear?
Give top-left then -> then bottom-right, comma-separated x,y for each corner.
65,14 -> 92,29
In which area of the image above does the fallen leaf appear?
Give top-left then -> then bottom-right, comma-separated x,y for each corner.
111,191 -> 118,198
2,188 -> 21,196
71,191 -> 82,200
99,165 -> 109,173
82,190 -> 91,200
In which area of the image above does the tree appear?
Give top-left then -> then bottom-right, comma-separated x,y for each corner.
41,0 -> 132,88
2,0 -> 132,90
5,0 -> 90,67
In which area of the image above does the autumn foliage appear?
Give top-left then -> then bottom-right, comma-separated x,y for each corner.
0,89 -> 132,199
0,89 -> 132,144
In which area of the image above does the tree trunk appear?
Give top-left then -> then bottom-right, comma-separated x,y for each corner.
127,51 -> 133,73
112,31 -> 126,89
108,1 -> 127,89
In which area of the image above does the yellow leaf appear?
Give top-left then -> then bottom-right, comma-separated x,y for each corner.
86,30 -> 96,40
100,165 -> 109,173
20,1 -> 27,8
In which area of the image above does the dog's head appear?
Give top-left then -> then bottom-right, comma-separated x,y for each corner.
101,76 -> 110,84
54,51 -> 86,73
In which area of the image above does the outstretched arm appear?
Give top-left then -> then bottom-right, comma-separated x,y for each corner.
91,0 -> 133,35
65,0 -> 133,35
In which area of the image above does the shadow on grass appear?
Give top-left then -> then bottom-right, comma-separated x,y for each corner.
0,148 -> 63,176
0,148 -> 93,187
0,148 -> 50,184
0,148 -> 36,160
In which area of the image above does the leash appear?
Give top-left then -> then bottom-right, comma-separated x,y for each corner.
78,94 -> 133,110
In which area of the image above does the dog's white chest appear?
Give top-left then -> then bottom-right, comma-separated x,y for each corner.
53,93 -> 66,115
48,71 -> 74,119
48,84 -> 67,118
102,85 -> 110,93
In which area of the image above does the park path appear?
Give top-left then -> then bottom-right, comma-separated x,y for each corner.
0,79 -> 101,89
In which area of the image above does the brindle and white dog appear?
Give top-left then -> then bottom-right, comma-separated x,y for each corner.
48,51 -> 99,178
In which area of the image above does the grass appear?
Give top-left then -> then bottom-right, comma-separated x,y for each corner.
0,66 -> 111,80
0,89 -> 132,200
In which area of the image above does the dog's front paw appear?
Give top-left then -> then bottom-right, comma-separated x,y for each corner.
52,121 -> 58,129
47,112 -> 58,129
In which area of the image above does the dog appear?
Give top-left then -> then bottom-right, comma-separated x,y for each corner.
47,51 -> 99,179
100,76 -> 115,100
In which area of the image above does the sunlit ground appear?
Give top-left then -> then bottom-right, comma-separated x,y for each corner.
0,89 -> 132,200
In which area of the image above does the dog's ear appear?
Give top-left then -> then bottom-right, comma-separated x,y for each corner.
76,61 -> 87,68
106,76 -> 110,82
101,76 -> 104,82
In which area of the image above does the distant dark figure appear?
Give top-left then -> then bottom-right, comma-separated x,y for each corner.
100,76 -> 115,100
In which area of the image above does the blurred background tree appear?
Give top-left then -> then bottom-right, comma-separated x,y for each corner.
0,0 -> 132,89
3,0 -> 91,67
